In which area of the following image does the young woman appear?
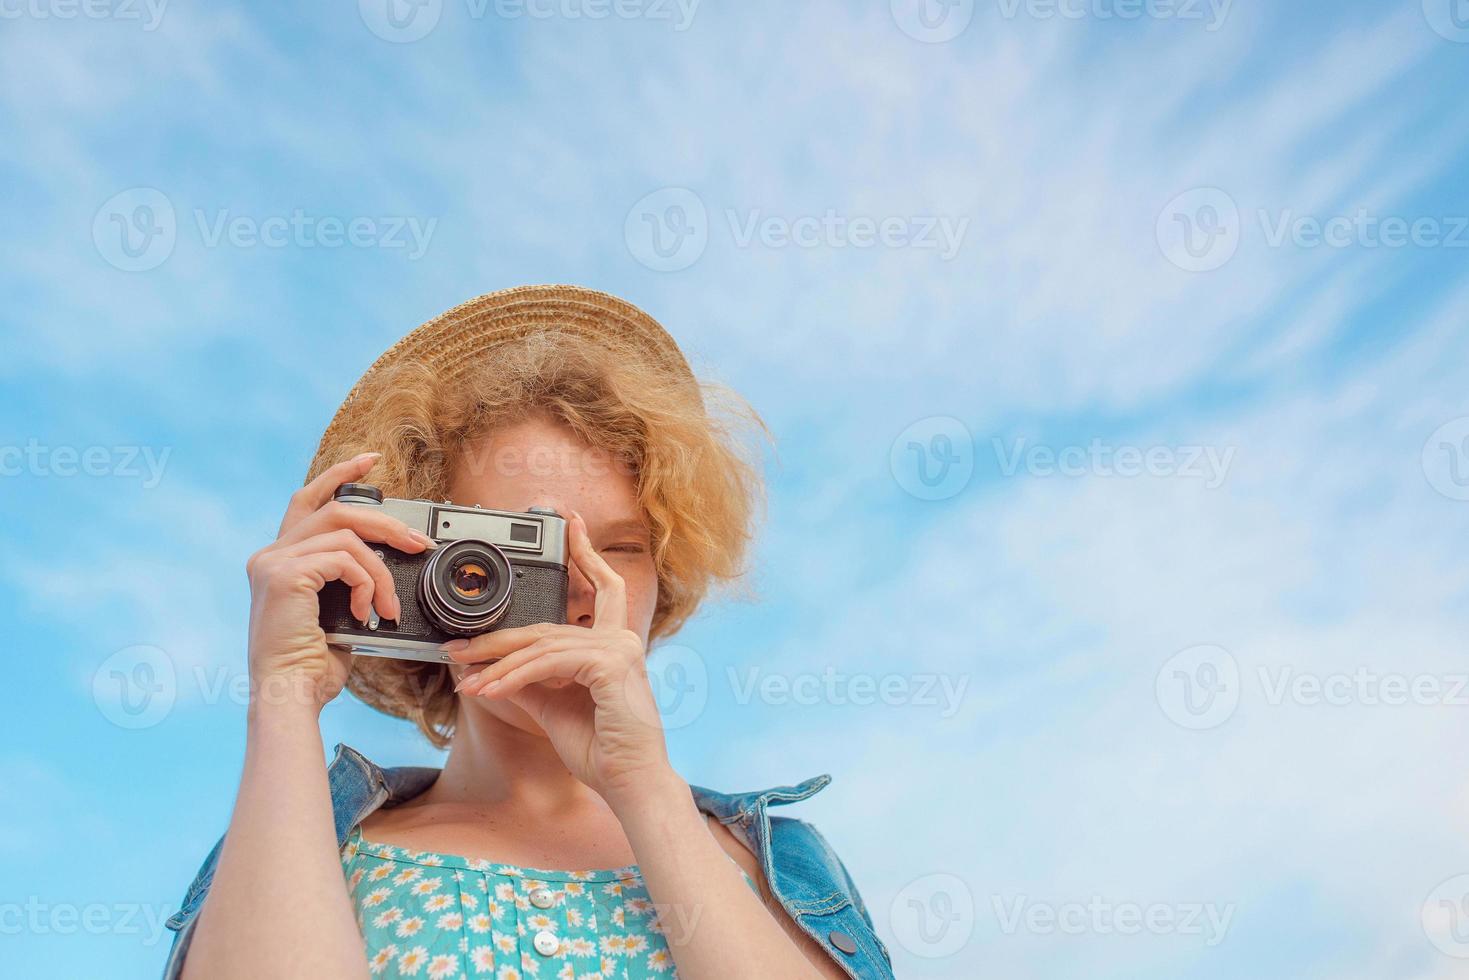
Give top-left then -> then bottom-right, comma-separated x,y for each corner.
162,286 -> 894,980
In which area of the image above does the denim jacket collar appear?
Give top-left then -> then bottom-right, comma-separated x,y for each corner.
332,740 -> 834,827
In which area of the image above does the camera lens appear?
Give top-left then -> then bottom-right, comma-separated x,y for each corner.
451,560 -> 491,600
418,538 -> 514,636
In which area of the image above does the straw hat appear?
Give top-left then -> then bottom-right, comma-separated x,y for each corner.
309,284 -> 699,476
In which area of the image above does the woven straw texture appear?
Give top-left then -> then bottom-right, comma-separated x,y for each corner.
309,284 -> 698,476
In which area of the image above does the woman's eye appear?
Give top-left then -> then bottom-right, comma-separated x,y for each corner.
604,544 -> 647,554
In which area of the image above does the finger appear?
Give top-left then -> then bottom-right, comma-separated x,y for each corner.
289,550 -> 376,623
471,650 -> 586,700
277,500 -> 436,555
500,680 -> 557,725
279,529 -> 402,621
455,634 -> 582,693
567,510 -> 628,630
279,452 -> 382,535
442,622 -> 582,664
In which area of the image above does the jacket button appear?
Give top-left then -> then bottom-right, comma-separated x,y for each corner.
532,930 -> 559,956
829,930 -> 858,954
529,887 -> 555,909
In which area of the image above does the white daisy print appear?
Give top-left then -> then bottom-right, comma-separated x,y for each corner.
398,945 -> 429,975
368,943 -> 398,975
469,946 -> 496,974
427,953 -> 459,978
340,827 -> 746,980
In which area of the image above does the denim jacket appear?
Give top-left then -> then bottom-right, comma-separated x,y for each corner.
162,743 -> 896,979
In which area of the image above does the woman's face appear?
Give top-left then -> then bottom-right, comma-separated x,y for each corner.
443,414 -> 658,735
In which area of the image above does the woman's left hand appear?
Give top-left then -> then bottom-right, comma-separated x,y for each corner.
444,511 -> 672,807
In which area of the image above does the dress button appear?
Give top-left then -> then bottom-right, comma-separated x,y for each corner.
532,930 -> 560,956
529,887 -> 555,909
829,930 -> 858,954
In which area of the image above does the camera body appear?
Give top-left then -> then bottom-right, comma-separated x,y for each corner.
318,483 -> 569,664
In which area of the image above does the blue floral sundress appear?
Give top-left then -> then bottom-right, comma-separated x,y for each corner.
340,824 -> 760,979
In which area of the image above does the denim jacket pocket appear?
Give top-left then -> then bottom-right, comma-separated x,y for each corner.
762,808 -> 895,979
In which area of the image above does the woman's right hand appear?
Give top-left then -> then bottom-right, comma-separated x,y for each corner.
244,452 -> 436,712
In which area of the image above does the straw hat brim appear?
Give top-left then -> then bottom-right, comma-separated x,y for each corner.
309,284 -> 698,477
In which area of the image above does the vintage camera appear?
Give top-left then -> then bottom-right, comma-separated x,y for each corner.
318,483 -> 568,664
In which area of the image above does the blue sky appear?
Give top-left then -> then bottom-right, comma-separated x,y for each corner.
3,0 -> 1469,976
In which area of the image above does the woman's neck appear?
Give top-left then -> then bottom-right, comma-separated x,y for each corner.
422,708 -> 606,816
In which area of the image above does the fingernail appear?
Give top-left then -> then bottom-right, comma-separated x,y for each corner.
440,639 -> 470,652
453,670 -> 477,691
353,451 -> 382,465
411,531 -> 439,550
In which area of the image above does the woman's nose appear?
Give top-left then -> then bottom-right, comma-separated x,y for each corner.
564,560 -> 596,627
